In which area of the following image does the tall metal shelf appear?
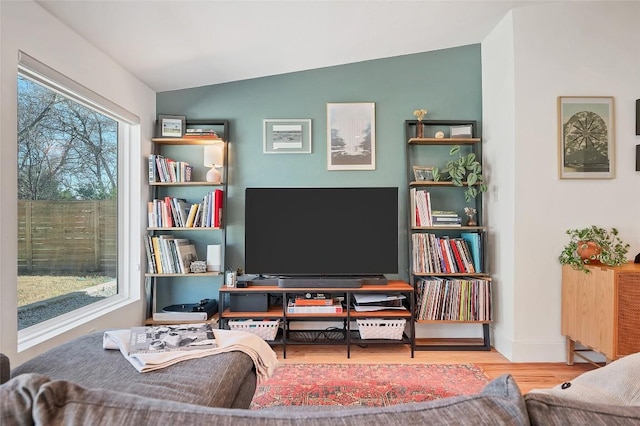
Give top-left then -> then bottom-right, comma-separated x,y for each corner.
405,119 -> 492,351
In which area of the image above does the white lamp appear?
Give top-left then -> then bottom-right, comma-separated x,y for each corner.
206,245 -> 222,272
203,143 -> 224,183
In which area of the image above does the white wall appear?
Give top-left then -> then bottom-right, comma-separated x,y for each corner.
483,1 -> 640,361
481,11 -> 517,360
0,0 -> 156,365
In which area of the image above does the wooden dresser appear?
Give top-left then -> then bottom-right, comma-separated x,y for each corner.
561,263 -> 640,365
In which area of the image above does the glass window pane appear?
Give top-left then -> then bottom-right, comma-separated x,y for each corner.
17,75 -> 118,330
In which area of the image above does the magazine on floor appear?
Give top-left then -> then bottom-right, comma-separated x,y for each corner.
129,323 -> 216,355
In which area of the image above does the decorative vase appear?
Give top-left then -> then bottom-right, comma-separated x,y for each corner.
577,241 -> 602,262
416,122 -> 424,138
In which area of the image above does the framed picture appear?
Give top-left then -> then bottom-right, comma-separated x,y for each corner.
327,102 -> 375,170
449,125 -> 473,138
558,96 -> 615,179
412,165 -> 434,181
157,114 -> 186,138
263,119 -> 312,154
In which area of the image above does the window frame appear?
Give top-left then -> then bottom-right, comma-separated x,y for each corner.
16,52 -> 142,351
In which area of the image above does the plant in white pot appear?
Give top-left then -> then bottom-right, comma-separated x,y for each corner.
559,226 -> 630,273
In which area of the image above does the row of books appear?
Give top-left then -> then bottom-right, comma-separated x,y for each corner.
412,233 -> 482,274
149,154 -> 193,183
148,190 -> 223,228
410,188 -> 462,227
416,277 -> 492,321
144,235 -> 198,274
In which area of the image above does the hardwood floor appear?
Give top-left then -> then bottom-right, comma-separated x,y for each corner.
272,344 -> 598,394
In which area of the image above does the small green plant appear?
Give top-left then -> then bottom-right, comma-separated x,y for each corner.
559,226 -> 630,273
432,145 -> 487,202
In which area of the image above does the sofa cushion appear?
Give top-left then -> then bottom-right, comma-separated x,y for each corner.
528,352 -> 640,405
31,373 -> 529,425
525,393 -> 640,425
11,331 -> 257,409
0,373 -> 49,426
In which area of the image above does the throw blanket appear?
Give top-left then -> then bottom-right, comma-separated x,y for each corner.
103,328 -> 279,381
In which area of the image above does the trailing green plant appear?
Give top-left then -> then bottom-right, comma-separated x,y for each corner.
432,145 -> 488,202
559,226 -> 630,273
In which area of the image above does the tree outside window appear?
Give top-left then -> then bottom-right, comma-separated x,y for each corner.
17,75 -> 118,330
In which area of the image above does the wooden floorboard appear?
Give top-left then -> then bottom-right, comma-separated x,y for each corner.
272,343 -> 598,394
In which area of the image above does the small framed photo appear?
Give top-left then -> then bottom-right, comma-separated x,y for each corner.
412,165 -> 434,181
327,102 -> 375,170
557,96 -> 614,179
449,125 -> 473,138
263,119 -> 312,154
157,115 -> 186,138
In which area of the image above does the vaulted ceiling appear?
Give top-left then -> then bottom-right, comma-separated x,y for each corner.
36,1 -> 542,92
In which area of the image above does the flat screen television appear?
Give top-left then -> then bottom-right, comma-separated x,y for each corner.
244,187 -> 398,285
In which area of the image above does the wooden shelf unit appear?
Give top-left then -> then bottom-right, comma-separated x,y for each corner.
405,119 -> 492,351
561,263 -> 640,365
218,281 -> 415,358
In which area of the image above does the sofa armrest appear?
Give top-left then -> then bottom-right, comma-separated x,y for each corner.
0,353 -> 10,385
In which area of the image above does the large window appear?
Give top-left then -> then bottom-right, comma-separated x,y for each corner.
16,53 -> 138,333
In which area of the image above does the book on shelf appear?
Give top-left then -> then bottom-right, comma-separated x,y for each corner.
431,210 -> 458,217
411,234 -> 476,274
144,236 -> 198,274
147,192 -> 223,228
461,232 -> 482,273
175,241 -> 197,274
410,188 -> 432,227
416,277 -> 491,322
431,215 -> 462,227
287,300 -> 343,313
148,155 -> 192,183
129,323 -> 216,355
293,295 -> 335,306
184,129 -> 220,138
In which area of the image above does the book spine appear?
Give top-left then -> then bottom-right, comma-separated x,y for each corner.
287,303 -> 343,313
294,298 -> 334,306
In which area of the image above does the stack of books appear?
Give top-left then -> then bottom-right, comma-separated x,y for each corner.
431,210 -> 462,227
287,296 -> 343,313
184,128 -> 220,139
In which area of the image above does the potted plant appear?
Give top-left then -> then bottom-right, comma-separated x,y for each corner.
432,145 -> 488,202
559,226 -> 630,273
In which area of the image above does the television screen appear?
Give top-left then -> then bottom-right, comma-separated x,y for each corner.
244,187 -> 399,277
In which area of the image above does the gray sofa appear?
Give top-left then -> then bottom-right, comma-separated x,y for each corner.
8,332 -> 258,409
3,333 -> 640,425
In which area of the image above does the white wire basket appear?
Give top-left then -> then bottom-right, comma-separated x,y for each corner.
356,318 -> 406,340
228,319 -> 280,341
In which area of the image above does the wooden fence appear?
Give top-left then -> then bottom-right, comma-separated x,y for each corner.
18,200 -> 117,275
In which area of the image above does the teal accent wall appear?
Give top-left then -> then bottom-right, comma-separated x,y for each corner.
156,44 -> 481,304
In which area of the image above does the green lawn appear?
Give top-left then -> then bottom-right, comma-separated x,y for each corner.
18,275 -> 114,306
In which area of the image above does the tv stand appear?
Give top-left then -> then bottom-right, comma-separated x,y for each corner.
277,276 -> 363,288
218,280 -> 415,358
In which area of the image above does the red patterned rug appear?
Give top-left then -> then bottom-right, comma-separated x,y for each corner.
250,363 -> 489,409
